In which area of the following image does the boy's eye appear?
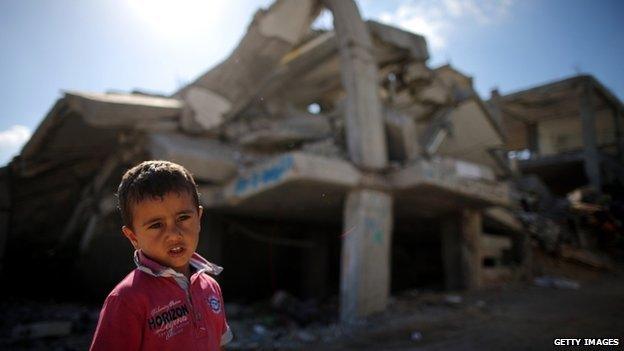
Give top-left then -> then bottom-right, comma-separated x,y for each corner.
178,215 -> 190,221
148,222 -> 162,230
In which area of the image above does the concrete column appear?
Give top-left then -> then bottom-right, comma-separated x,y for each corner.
441,209 -> 482,290
323,0 -> 388,170
340,189 -> 392,323
579,81 -> 602,191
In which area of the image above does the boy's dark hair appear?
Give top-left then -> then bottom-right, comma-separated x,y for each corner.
117,160 -> 200,228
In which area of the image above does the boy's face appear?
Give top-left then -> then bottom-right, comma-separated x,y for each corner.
122,191 -> 202,277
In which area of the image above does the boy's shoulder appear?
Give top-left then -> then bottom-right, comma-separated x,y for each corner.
197,270 -> 220,286
107,268 -> 154,301
192,268 -> 224,294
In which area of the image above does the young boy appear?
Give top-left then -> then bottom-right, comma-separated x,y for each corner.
90,160 -> 232,351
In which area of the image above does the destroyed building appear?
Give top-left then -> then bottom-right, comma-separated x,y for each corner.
491,75 -> 624,196
3,0 -> 621,325
488,75 -> 624,264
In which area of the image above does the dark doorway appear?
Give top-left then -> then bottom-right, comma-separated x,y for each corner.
204,214 -> 341,303
391,218 -> 445,293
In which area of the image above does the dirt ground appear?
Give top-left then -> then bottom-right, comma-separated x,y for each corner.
2,264 -> 623,351
311,274 -> 624,350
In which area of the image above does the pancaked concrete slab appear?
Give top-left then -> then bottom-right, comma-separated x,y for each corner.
199,154 -> 507,222
64,91 -> 182,128
367,20 -> 429,61
148,132 -> 239,183
391,157 -> 510,219
177,0 -> 320,127
199,152 -> 361,221
237,114 -> 332,148
181,86 -> 230,132
258,0 -> 317,44
484,207 -> 523,233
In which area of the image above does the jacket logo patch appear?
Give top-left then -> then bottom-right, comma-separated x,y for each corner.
208,296 -> 221,313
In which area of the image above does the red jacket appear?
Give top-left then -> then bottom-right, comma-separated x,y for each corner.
90,250 -> 232,351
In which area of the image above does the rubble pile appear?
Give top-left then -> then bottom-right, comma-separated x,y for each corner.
0,300 -> 99,351
515,180 -> 623,271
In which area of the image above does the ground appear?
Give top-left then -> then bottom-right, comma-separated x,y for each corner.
312,275 -> 624,350
1,266 -> 623,350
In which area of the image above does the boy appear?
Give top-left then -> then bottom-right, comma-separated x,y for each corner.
90,160 -> 232,351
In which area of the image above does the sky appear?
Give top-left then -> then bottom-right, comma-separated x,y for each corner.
1,0 -> 623,166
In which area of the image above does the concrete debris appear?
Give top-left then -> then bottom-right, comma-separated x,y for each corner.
410,330 -> 423,341
533,276 -> 581,290
296,330 -> 317,343
180,86 -> 230,132
403,62 -> 433,86
417,80 -> 451,105
559,245 -> 613,270
11,321 -> 73,341
271,290 -> 321,325
64,91 -> 182,129
237,115 -> 332,148
224,303 -> 245,319
301,138 -> 347,159
444,294 -> 463,305
0,300 -> 100,350
367,20 -> 429,61
148,132 -> 240,183
384,109 -> 420,161
252,324 -> 270,337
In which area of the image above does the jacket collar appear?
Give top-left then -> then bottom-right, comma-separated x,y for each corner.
133,250 -> 223,289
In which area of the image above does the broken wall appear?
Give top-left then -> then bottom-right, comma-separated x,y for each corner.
537,108 -> 616,156
436,100 -> 504,170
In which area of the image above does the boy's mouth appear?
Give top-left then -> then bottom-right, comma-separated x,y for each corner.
168,246 -> 185,256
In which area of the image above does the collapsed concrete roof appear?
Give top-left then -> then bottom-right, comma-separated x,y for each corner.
494,75 -> 623,124
14,23 -> 509,217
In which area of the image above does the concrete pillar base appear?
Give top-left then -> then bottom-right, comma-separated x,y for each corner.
340,189 -> 393,323
441,209 -> 482,290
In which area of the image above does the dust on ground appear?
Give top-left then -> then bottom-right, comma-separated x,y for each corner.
312,273 -> 624,350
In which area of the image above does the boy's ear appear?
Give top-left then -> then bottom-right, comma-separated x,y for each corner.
122,226 -> 139,249
198,205 -> 203,219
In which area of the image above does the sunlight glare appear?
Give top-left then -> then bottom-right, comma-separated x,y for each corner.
128,0 -> 224,38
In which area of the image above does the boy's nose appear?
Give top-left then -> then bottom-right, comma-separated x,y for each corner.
166,224 -> 184,238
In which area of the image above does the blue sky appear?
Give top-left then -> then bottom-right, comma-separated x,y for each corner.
1,0 -> 623,165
